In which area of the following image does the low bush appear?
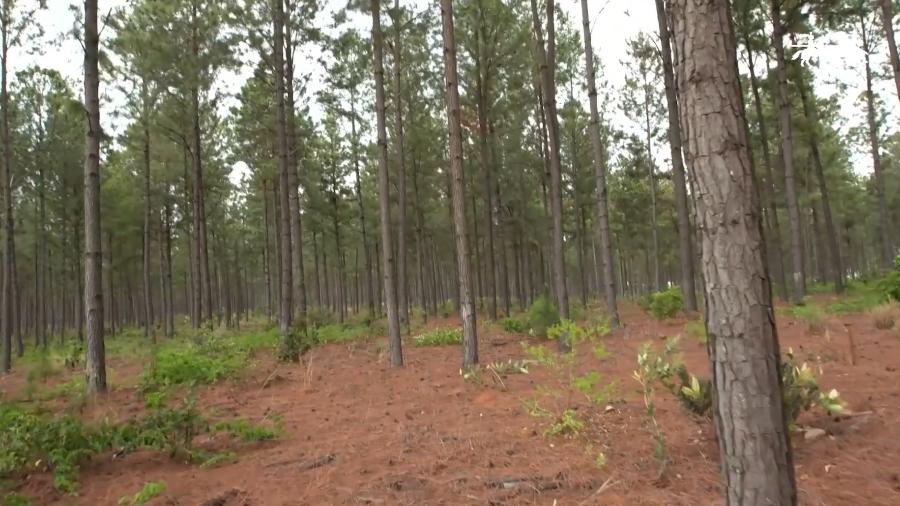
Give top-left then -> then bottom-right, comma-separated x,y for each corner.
879,256 -> 900,303
118,481 -> 165,506
528,295 -> 560,338
501,317 -> 527,333
646,287 -> 683,320
412,327 -> 462,346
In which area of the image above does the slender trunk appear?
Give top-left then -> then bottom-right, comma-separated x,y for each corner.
331,184 -> 345,323
643,82 -> 662,294
284,0 -> 307,321
796,75 -> 844,292
878,0 -> 900,106
83,0 -> 106,393
273,0 -> 294,347
861,16 -> 893,268
372,0 -> 402,366
413,157 -> 427,324
579,0 -> 618,325
142,84 -> 154,341
772,0 -> 805,301
744,36 -> 788,300
654,0 -> 696,308
670,0 -> 797,501
350,103 -> 375,317
262,179 -> 273,320
531,0 -> 570,339
391,0 -> 409,327
0,0 -> 12,371
440,0 -> 478,367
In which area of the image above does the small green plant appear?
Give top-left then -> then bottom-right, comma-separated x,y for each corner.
544,409 -> 584,437
791,304 -> 826,335
684,320 -> 707,344
1,492 -> 32,506
213,418 -> 281,442
501,317 -> 527,333
118,481 -> 165,506
781,350 -> 845,427
198,451 -> 237,469
633,343 -> 672,477
521,343 -> 561,368
572,371 -> 618,406
412,327 -> 461,346
528,295 -> 560,337
486,359 -> 530,375
647,287 -> 683,320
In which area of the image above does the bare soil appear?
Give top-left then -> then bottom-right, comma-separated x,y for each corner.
3,300 -> 900,505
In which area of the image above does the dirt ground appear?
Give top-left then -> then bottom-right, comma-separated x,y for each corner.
3,299 -> 900,505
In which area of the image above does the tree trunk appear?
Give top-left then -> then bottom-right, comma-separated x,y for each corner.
440,0 -> 478,368
671,0 -> 797,502
861,16 -> 893,268
284,0 -> 307,321
142,84 -> 154,341
579,0 -> 619,326
743,36 -> 788,301
391,0 -> 409,328
654,0 -> 696,309
531,0 -> 570,340
273,0 -> 294,349
263,179 -> 273,321
83,0 -> 106,393
771,0 -> 805,301
0,3 -> 12,371
878,0 -> 900,107
796,76 -> 844,292
413,157 -> 427,324
644,85 -> 661,293
350,102 -> 375,318
372,0 -> 402,366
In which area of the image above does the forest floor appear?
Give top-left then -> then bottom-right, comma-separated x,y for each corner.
2,294 -> 900,505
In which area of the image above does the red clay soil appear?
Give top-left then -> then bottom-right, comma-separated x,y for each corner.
4,302 -> 900,505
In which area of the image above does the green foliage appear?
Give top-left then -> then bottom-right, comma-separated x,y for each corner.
879,256 -> 900,302
646,287 -> 683,320
118,481 -> 165,506
633,344 -> 669,476
438,301 -> 454,318
790,304 -> 826,334
544,409 -> 584,437
1,492 -> 32,506
317,322 -> 370,343
412,327 -> 462,346
572,371 -> 618,405
198,451 -> 237,469
781,350 -> 845,425
684,320 -> 707,344
528,295 -> 560,338
485,359 -> 530,375
501,317 -> 527,333
212,417 -> 281,442
825,280 -> 885,314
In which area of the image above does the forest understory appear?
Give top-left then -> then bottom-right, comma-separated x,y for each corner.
1,291 -> 898,506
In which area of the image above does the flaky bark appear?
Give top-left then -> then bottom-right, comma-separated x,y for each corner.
440,0 -> 478,367
671,0 -> 797,502
83,0 -> 106,393
579,0 -> 619,327
372,0 -> 403,366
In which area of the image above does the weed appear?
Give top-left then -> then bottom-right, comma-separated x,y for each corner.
684,320 -> 707,344
870,303 -> 898,330
413,328 -> 461,346
544,409 -> 584,437
528,295 -> 560,338
501,317 -> 527,333
213,418 -> 281,442
646,287 -> 683,320
879,256 -> 900,302
521,343 -> 562,369
572,372 -> 618,406
781,350 -> 845,426
486,359 -> 530,376
118,481 -> 165,506
634,344 -> 669,477
198,451 -> 237,469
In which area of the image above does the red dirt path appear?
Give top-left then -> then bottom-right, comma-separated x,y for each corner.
4,301 -> 900,505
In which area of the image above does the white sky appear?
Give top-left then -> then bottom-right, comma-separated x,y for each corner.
12,0 -> 897,179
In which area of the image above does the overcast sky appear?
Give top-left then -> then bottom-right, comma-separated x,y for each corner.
11,0 -> 897,178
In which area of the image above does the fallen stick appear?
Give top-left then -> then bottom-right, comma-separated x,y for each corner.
577,475 -> 619,506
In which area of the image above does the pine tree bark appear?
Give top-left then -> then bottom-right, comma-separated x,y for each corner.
654,0 -> 697,309
796,77 -> 844,292
350,102 -> 375,317
578,0 -> 619,326
372,0 -> 403,367
743,37 -> 788,301
771,0 -> 805,301
531,0 -> 570,339
440,0 -> 478,367
861,15 -> 893,268
273,0 -> 294,347
83,0 -> 106,393
142,81 -> 154,341
671,0 -> 797,502
391,0 -> 409,327
0,0 -> 13,371
878,0 -> 900,106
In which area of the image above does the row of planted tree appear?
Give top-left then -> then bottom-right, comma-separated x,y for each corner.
0,0 -> 897,374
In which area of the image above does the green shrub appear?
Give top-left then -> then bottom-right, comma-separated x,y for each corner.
412,328 -> 462,346
684,320 -> 707,344
212,418 -> 281,442
879,256 -> 900,302
118,481 -> 165,506
528,295 -> 560,337
647,287 -> 683,320
544,409 -> 584,437
781,350 -> 845,425
317,323 -> 370,343
140,346 -> 235,392
501,317 -> 527,333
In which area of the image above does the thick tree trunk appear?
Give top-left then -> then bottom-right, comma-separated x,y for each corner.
579,0 -> 619,326
284,0 -> 307,321
273,0 -> 294,348
654,0 -> 697,309
878,0 -> 900,106
83,0 -> 106,393
441,0 -> 478,367
372,0 -> 403,366
796,77 -> 844,292
671,0 -> 797,502
744,37 -> 788,301
531,0 -> 570,339
861,17 -> 893,268
771,1 -> 805,301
